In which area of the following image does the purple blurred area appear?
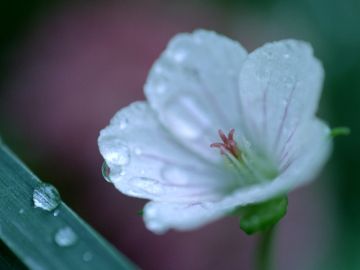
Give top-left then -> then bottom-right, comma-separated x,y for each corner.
0,1 -> 333,269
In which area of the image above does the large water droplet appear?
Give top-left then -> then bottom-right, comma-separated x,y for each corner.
161,96 -> 209,140
33,183 -> 61,211
101,140 -> 130,166
54,227 -> 78,247
101,162 -> 111,182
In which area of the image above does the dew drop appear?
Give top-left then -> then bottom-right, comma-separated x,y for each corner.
54,227 -> 78,247
101,141 -> 130,166
33,183 -> 61,211
172,49 -> 187,63
53,209 -> 60,217
119,118 -> 128,130
101,162 -> 111,182
19,208 -> 25,214
82,251 -> 93,262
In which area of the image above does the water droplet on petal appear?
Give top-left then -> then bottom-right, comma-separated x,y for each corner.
119,118 -> 128,130
82,251 -> 93,262
172,49 -> 187,63
283,53 -> 290,59
102,141 -> 130,166
33,183 -> 61,211
54,227 -> 78,247
53,209 -> 60,217
101,162 -> 111,182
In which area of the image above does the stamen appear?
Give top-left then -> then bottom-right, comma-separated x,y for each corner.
210,129 -> 240,158
218,129 -> 228,144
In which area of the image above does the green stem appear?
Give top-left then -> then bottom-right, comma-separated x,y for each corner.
255,226 -> 276,270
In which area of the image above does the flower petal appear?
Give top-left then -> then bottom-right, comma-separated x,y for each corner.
144,29 -> 248,162
143,201 -> 225,234
98,101 -> 235,203
238,40 -> 324,163
143,119 -> 331,233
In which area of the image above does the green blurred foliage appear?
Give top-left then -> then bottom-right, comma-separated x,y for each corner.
0,0 -> 60,82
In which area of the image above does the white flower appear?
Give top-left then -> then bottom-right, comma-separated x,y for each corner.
98,29 -> 332,234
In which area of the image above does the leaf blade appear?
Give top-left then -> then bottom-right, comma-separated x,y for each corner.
0,145 -> 136,270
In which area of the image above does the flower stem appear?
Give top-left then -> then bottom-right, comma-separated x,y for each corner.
255,226 -> 276,270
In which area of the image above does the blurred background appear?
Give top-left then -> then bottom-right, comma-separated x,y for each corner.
0,0 -> 358,269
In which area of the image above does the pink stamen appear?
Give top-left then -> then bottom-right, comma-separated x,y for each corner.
218,130 -> 228,144
210,129 -> 240,158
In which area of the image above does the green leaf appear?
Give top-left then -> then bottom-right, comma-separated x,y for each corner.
238,196 -> 288,235
0,145 -> 137,270
330,126 -> 351,137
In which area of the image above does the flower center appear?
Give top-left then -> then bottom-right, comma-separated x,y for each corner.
210,129 -> 278,186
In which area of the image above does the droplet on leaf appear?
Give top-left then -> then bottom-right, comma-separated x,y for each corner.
82,251 -> 93,262
32,183 -> 61,211
54,227 -> 78,247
